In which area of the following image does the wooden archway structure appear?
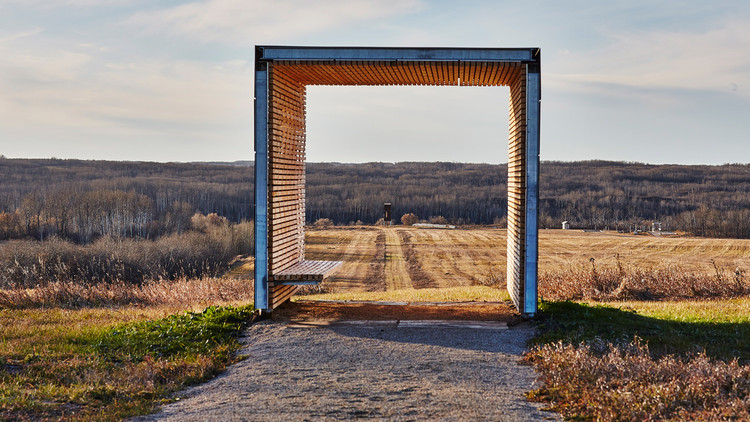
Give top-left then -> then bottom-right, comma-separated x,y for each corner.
254,46 -> 541,316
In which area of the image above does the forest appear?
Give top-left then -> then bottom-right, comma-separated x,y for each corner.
1,157 -> 749,241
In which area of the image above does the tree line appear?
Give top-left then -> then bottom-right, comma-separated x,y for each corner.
1,157 -> 749,241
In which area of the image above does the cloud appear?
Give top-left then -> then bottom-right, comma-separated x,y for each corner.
0,28 -> 252,136
0,57 -> 252,132
0,27 -> 44,43
0,0 -> 136,9
548,19 -> 750,98
125,0 -> 424,44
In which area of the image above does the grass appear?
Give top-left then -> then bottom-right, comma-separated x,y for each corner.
0,277 -> 254,309
295,285 -> 510,303
526,299 -> 750,420
531,299 -> 750,362
538,258 -> 749,302
3,227 -> 750,420
0,304 -> 255,421
0,218 -> 253,288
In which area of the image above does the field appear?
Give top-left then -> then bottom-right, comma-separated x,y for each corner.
303,227 -> 750,295
2,226 -> 749,420
302,226 -> 750,420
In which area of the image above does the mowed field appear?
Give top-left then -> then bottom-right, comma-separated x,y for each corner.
305,227 -> 750,294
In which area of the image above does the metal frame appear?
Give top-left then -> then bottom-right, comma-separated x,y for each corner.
253,61 -> 269,310
524,67 -> 541,315
254,46 -> 540,316
259,46 -> 536,62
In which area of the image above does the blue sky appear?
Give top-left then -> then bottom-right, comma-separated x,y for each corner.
0,0 -> 748,164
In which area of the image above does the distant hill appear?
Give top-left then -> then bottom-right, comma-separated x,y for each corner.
193,161 -> 253,167
1,157 -> 749,239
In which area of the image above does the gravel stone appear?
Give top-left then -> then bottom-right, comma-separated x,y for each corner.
132,320 -> 560,421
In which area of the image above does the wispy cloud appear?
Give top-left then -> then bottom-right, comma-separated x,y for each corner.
549,18 -> 750,97
0,0 -> 748,163
0,27 -> 44,43
0,52 -> 251,131
125,0 -> 424,44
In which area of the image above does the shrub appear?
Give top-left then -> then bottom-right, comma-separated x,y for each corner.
526,338 -> 750,421
313,218 -> 334,228
401,213 -> 418,226
0,277 -> 254,309
0,220 -> 254,288
538,258 -> 749,301
428,215 -> 449,225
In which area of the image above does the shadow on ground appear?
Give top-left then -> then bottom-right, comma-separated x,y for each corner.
535,301 -> 750,363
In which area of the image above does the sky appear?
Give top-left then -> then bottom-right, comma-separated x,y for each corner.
0,0 -> 748,165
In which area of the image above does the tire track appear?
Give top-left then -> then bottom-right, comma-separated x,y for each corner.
407,229 -> 466,288
398,229 -> 437,289
383,227 -> 414,291
309,229 -> 381,292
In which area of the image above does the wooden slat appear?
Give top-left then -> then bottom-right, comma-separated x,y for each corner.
270,260 -> 343,281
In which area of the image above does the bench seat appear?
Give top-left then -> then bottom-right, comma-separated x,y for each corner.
269,260 -> 342,285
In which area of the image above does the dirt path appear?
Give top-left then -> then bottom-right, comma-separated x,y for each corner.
132,318 -> 559,422
383,228 -> 414,291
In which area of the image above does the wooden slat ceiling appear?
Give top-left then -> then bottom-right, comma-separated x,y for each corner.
273,61 -> 522,86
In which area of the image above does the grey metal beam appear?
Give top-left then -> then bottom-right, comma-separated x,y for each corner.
254,63 -> 269,311
523,65 -> 541,317
257,46 -> 538,63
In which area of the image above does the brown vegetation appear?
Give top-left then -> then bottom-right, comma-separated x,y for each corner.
400,213 -> 418,226
526,338 -> 750,421
539,257 -> 749,302
313,218 -> 334,228
0,215 -> 252,288
0,277 -> 253,309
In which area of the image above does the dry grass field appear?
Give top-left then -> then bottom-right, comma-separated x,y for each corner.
2,225 -> 748,420
307,226 -> 750,420
304,227 -> 750,295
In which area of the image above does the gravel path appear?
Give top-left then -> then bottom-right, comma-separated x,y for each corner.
133,320 -> 559,421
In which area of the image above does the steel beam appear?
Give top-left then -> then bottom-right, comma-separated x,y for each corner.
523,65 -> 541,316
257,46 -> 537,63
254,61 -> 269,311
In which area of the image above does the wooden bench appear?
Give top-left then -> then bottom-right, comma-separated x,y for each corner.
269,260 -> 342,285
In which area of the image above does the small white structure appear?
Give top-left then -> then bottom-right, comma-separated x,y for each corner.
652,222 -> 662,232
562,221 -> 570,230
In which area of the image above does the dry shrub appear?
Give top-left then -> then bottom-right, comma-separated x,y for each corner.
0,277 -> 253,309
0,221 -> 253,288
526,338 -> 750,421
400,213 -> 418,226
428,215 -> 449,225
313,218 -> 334,228
539,258 -> 749,302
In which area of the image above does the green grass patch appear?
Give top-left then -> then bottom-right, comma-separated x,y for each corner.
295,285 -> 510,303
93,305 -> 255,362
0,304 -> 255,421
533,299 -> 750,362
